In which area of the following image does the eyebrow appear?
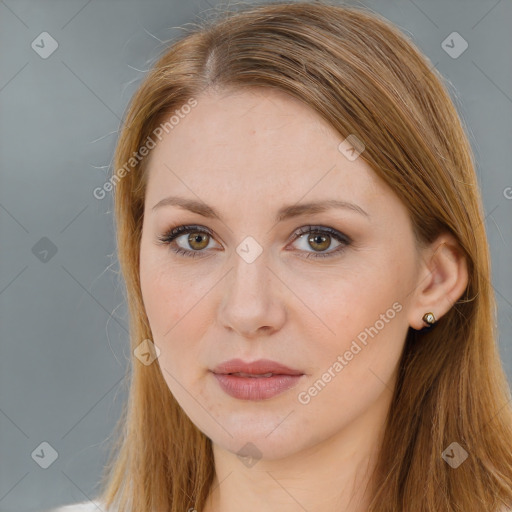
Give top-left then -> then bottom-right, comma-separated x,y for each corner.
151,195 -> 369,222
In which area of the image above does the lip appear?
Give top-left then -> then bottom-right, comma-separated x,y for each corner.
212,358 -> 304,376
210,358 -> 305,401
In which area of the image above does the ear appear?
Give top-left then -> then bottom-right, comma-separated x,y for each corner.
407,232 -> 469,330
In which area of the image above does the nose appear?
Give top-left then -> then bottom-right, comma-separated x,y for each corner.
218,249 -> 287,339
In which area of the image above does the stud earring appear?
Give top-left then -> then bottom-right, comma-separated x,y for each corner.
422,312 -> 436,326
411,312 -> 437,333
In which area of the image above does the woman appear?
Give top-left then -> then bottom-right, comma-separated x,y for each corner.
52,1 -> 512,511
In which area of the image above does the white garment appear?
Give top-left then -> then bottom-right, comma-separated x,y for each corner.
48,500 -> 106,512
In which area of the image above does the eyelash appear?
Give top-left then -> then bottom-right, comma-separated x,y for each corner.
156,224 -> 352,260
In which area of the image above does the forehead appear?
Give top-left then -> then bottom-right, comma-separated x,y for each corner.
144,88 -> 385,212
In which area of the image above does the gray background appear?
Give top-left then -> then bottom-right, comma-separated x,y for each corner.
1,0 -> 511,510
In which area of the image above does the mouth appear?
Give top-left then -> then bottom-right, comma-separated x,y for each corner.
210,359 -> 305,400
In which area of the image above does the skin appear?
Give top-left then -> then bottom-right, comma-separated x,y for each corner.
139,87 -> 468,512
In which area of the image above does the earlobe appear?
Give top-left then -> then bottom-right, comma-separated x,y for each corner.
408,234 -> 469,331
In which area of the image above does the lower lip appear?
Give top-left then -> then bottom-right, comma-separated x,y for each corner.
212,372 -> 304,400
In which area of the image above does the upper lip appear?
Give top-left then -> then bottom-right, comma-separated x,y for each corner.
212,358 -> 304,376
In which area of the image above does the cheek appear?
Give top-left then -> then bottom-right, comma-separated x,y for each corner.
294,256 -> 408,377
140,267 -> 182,337
294,283 -> 405,434
140,243 -> 202,336
139,253 -> 215,383
291,259 -> 397,334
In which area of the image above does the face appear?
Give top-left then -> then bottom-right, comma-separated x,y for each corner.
139,87 -> 422,461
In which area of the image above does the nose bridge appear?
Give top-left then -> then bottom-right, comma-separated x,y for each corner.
228,241 -> 272,309
219,239 -> 286,336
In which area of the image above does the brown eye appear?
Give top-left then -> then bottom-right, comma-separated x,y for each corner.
307,233 -> 331,252
187,232 -> 210,251
290,225 -> 351,259
156,224 -> 218,258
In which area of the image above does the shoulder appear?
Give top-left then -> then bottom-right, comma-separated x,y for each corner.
46,500 -> 107,512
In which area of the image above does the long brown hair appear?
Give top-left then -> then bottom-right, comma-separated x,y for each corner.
98,2 -> 512,510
